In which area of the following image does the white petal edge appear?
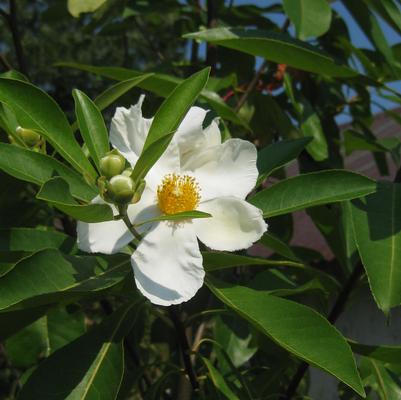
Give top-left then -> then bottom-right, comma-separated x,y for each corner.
183,138 -> 258,200
131,221 -> 204,306
109,95 -> 152,165
77,188 -> 158,254
193,196 -> 267,251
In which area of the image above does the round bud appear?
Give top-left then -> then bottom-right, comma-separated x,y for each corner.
16,126 -> 41,147
107,175 -> 135,204
99,153 -> 126,179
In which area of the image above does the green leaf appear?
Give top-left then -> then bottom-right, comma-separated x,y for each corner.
0,306 -> 50,341
73,89 -> 110,171
368,359 -> 401,400
37,177 -> 113,223
283,0 -> 332,39
67,0 -> 107,17
202,252 -> 303,272
206,277 -> 365,397
259,232 -> 301,262
0,78 -> 96,179
131,68 -> 210,182
130,133 -> 174,184
201,357 -> 240,400
18,303 -> 141,400
0,143 -> 97,201
0,228 -> 74,253
135,210 -> 211,227
249,170 -> 377,217
0,249 -> 130,312
184,28 -> 359,78
351,182 -> 401,313
94,74 -> 154,111
56,62 -> 248,127
343,0 -> 399,75
0,69 -> 29,81
257,137 -> 312,185
5,306 -> 85,368
351,341 -> 401,365
283,74 -> 328,161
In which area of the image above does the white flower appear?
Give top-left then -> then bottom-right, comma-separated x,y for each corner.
77,96 -> 267,306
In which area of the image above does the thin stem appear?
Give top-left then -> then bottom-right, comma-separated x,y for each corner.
119,205 -> 143,241
206,0 -> 217,73
234,18 -> 289,113
283,263 -> 364,399
169,306 -> 199,391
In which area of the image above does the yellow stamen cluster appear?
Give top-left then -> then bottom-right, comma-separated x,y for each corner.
157,174 -> 200,215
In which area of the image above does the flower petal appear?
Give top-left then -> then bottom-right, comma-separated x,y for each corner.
175,106 -> 207,153
131,221 -> 204,306
183,138 -> 258,200
194,196 -> 267,251
109,95 -> 152,165
77,188 -> 158,254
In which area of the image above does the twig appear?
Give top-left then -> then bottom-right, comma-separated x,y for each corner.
206,0 -> 217,73
234,62 -> 267,112
7,0 -> 27,75
0,54 -> 12,70
169,306 -> 199,391
234,18 -> 289,112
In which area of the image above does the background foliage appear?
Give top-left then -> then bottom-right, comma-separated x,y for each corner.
1,0 -> 401,399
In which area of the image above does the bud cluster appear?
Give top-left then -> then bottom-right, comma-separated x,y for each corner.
98,150 -> 145,206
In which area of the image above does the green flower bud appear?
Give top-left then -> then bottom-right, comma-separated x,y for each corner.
107,174 -> 135,204
99,151 -> 126,179
132,179 -> 146,204
122,168 -> 133,177
16,126 -> 41,147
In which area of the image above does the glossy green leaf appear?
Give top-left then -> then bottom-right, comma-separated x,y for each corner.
351,182 -> 401,313
130,133 -> 174,184
257,137 -> 312,185
259,232 -> 301,262
0,78 -> 96,179
19,303 -> 141,400
0,249 -> 130,311
202,252 -> 303,272
343,0 -> 399,74
37,177 -> 113,223
135,210 -> 211,227
283,0 -> 332,39
184,28 -> 359,78
351,341 -> 401,365
206,277 -> 365,397
369,359 -> 401,400
56,62 -> 248,126
131,68 -> 210,182
0,227 -> 74,253
5,306 -> 85,368
249,170 -> 377,217
93,74 -> 154,111
201,357 -> 239,400
0,143 -> 97,201
73,89 -> 110,171
0,306 -> 50,341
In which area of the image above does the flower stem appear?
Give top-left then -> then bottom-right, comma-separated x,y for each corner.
118,205 -> 143,241
169,306 -> 199,392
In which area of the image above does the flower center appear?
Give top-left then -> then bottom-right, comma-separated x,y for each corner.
157,174 -> 200,215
